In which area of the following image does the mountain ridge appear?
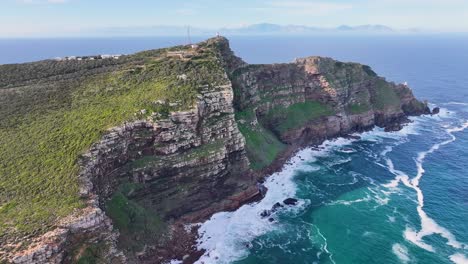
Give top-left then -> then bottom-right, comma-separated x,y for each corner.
75,23 -> 399,37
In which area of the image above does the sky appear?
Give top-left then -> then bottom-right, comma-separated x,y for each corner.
1,0 -> 468,37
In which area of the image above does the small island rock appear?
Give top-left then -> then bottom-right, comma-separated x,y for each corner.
283,198 -> 298,205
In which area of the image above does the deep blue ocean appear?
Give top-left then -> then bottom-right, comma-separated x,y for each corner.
2,35 -> 467,264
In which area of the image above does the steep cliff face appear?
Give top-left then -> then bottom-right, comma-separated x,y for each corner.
1,36 -> 429,263
75,86 -> 252,263
1,37 -> 253,263
226,52 -> 429,169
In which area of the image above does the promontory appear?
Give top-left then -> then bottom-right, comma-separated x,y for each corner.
0,37 -> 430,263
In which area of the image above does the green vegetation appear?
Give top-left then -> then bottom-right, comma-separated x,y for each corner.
236,109 -> 285,170
373,79 -> 401,110
236,101 -> 332,170
76,248 -> 98,264
346,103 -> 371,114
0,75 -> 176,239
75,243 -> 104,264
131,155 -> 159,169
0,43 -> 222,240
238,123 -> 285,170
184,139 -> 225,159
362,65 -> 377,77
263,101 -> 334,134
106,182 -> 165,252
132,139 -> 225,171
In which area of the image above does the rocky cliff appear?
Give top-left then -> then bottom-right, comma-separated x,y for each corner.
228,52 -> 429,170
0,37 -> 430,263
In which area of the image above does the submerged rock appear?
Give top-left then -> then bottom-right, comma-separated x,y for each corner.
272,202 -> 283,211
260,210 -> 271,218
283,198 -> 298,205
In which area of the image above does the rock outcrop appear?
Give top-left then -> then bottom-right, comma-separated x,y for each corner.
1,36 -> 430,263
226,49 -> 429,168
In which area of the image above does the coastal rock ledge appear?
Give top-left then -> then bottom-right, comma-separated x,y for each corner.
0,36 -> 430,264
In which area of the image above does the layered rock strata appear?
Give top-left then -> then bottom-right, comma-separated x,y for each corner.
2,36 -> 430,263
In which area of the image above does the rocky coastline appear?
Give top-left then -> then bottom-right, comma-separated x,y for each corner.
1,36 -> 431,264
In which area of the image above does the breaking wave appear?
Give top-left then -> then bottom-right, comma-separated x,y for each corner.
194,138 -> 356,264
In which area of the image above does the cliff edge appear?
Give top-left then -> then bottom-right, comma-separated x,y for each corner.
0,37 -> 430,263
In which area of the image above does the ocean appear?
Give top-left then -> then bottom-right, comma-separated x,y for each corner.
2,35 -> 468,264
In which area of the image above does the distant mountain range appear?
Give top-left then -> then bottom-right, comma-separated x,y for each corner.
219,23 -> 395,35
90,23 -> 401,37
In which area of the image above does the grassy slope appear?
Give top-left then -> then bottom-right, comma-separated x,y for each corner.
373,78 -> 402,110
235,109 -> 285,170
263,101 -> 334,134
0,43 -> 225,240
234,59 -> 405,171
346,103 -> 371,114
236,102 -> 333,171
106,182 -> 165,252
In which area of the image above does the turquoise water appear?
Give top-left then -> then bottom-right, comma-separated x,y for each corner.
195,36 -> 468,264
231,114 -> 468,264
2,35 -> 467,264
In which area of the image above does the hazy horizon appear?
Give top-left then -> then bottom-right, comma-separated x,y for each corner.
2,0 -> 468,38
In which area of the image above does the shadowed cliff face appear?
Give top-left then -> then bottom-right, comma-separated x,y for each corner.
1,37 -> 429,264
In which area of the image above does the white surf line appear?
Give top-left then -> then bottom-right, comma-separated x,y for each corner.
314,224 -> 336,264
392,243 -> 411,264
444,102 -> 468,106
195,137 -> 357,264
327,194 -> 372,206
385,121 -> 468,253
450,253 -> 468,264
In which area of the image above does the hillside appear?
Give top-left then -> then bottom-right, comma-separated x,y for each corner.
0,37 -> 430,263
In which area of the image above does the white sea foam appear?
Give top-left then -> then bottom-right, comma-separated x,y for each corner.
373,192 -> 390,206
403,227 -> 435,252
360,121 -> 420,143
445,102 -> 468,106
327,194 -> 372,206
338,147 -> 356,153
324,171 -> 359,187
424,107 -> 453,120
392,243 -> 410,263
405,121 -> 468,251
314,224 -> 336,264
324,157 -> 352,167
296,164 -> 320,173
195,116 -> 468,263
444,102 -> 468,113
450,253 -> 468,264
383,120 -> 468,253
382,156 -> 412,189
195,138 -> 354,264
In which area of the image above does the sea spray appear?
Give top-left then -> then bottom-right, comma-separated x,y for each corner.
195,138 -> 356,264
195,110 -> 468,264
196,120 -> 425,264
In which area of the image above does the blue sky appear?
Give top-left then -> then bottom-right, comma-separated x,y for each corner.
2,0 -> 468,37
